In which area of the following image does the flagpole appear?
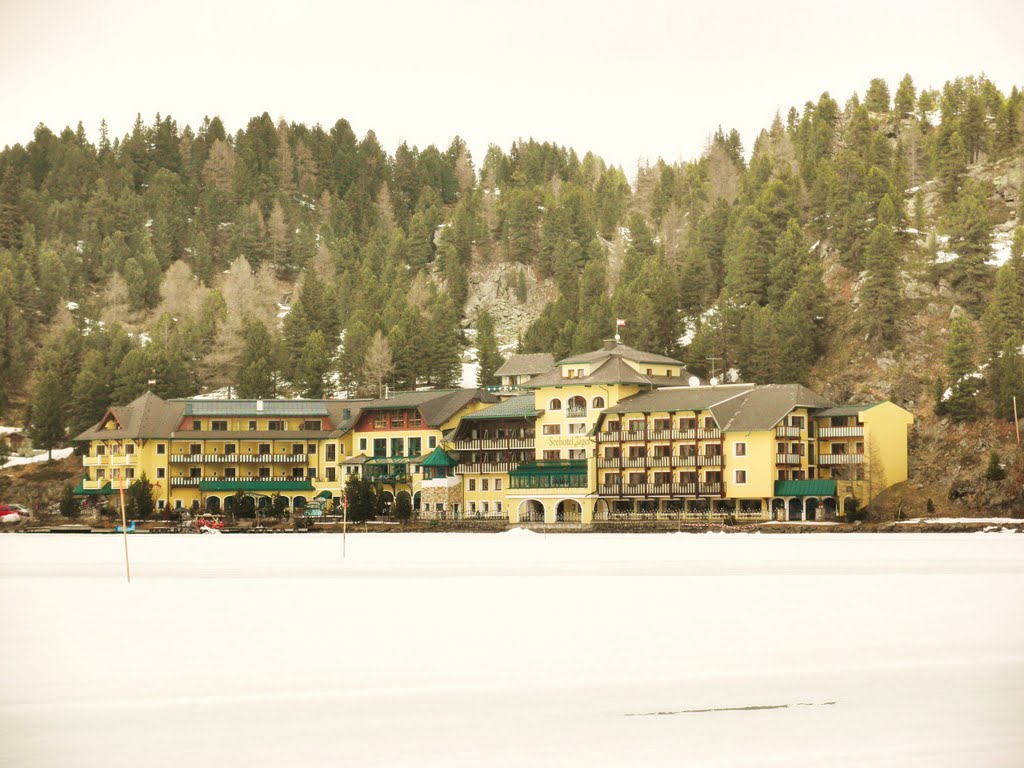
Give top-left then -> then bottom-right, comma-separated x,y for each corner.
118,473 -> 131,583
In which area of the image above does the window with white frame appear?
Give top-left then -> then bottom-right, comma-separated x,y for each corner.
734,470 -> 747,484
481,479 -> 489,491
468,479 -> 476,491
495,478 -> 502,491
156,467 -> 165,479
734,442 -> 746,457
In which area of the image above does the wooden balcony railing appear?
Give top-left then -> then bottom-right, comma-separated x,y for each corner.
170,453 -> 308,464
817,453 -> 865,465
454,438 -> 535,451
817,426 -> 864,438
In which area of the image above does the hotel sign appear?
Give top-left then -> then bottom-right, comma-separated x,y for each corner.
547,436 -> 593,448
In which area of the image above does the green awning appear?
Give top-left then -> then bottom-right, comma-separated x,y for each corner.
73,481 -> 113,495
199,480 -> 315,492
774,479 -> 837,497
420,447 -> 457,468
316,490 -> 333,499
510,460 -> 587,477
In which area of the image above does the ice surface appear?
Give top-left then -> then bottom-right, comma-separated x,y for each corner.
1,533 -> 1022,767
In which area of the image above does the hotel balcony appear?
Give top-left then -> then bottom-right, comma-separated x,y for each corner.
170,476 -> 312,487
457,462 -> 521,474
775,426 -> 802,438
598,482 -> 722,497
83,455 -> 103,466
817,453 -> 865,466
565,406 -> 588,419
597,428 -> 721,443
453,438 -> 535,451
776,453 -> 802,465
169,453 -> 309,464
817,426 -> 864,438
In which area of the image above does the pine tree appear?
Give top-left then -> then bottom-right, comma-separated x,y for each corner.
767,219 -> 806,308
945,179 -> 993,313
982,265 -> 1024,357
860,223 -> 901,347
0,264 -> 29,409
984,450 -> 1006,481
69,350 -> 112,437
59,485 -> 80,518
943,314 -> 979,422
723,226 -> 768,307
297,330 -> 333,398
339,318 -> 370,395
191,230 -> 215,286
894,74 -> 917,117
126,472 -> 155,519
938,131 -> 969,204
425,297 -> 462,388
475,308 -> 504,387
27,368 -> 66,460
864,78 -> 891,113
988,333 -> 1024,421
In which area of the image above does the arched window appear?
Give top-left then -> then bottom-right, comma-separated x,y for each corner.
566,396 -> 587,418
591,396 -> 605,409
548,398 -> 562,411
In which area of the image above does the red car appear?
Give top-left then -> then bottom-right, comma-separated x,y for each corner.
194,516 -> 225,530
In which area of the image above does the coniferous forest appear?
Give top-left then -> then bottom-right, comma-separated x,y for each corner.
1,73 -> 1023,462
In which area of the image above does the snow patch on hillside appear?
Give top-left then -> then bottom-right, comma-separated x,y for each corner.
2,447 -> 74,469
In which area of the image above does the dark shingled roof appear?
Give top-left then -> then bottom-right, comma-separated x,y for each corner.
604,385 -> 755,415
74,392 -> 186,441
495,353 -> 555,378
815,404 -> 879,417
525,356 -> 673,388
559,341 -> 683,366
75,393 -> 374,441
522,340 -> 697,388
182,400 -> 330,416
710,384 -> 833,432
359,389 -> 498,427
460,394 -> 540,421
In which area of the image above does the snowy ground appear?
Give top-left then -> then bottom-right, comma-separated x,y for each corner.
1,446 -> 74,469
1,533 -> 1022,767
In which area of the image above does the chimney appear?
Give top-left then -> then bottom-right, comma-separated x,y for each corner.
256,399 -> 264,412
602,338 -> 617,351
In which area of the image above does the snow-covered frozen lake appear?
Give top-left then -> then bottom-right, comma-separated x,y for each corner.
1,532 -> 1022,767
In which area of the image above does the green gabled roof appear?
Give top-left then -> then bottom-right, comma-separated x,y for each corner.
774,479 -> 837,497
73,481 -> 114,495
460,394 -> 540,420
198,480 -> 314,492
420,447 -> 457,467
510,460 -> 588,476
365,457 -> 409,466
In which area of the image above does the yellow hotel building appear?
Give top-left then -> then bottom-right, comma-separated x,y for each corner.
74,340 -> 913,524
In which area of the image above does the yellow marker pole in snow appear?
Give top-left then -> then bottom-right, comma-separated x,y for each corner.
117,457 -> 131,583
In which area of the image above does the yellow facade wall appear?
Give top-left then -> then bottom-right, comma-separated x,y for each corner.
723,431 -> 775,499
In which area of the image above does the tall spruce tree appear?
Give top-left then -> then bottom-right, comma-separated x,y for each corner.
945,179 -> 993,313
27,368 -> 66,460
943,314 -> 980,422
475,309 -> 503,388
860,223 -> 901,347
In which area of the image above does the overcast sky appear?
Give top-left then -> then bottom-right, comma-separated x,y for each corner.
1,0 -> 1021,173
